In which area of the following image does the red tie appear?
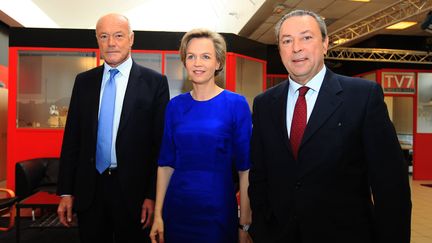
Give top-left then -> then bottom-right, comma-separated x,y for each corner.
290,86 -> 310,160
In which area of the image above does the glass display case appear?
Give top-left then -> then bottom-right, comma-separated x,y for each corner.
235,56 -> 264,109
164,53 -> 187,98
417,73 -> 432,133
131,52 -> 162,73
16,50 -> 97,128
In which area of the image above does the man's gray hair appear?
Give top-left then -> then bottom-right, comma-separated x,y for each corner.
274,9 -> 327,45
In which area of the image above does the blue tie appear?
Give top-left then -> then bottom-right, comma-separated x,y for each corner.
96,69 -> 119,174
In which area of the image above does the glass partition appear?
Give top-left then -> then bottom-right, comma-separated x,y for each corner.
17,50 -> 97,128
164,54 -> 187,98
236,57 -> 264,109
417,73 -> 432,133
131,52 -> 162,73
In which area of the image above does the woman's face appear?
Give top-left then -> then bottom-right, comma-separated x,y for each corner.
185,37 -> 220,85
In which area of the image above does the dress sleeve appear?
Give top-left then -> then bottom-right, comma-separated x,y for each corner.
158,100 -> 176,168
232,96 -> 252,171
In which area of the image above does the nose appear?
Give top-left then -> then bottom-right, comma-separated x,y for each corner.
193,57 -> 203,66
292,39 -> 302,53
107,36 -> 115,46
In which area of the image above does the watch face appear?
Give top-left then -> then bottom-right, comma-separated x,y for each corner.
243,224 -> 250,231
239,224 -> 250,232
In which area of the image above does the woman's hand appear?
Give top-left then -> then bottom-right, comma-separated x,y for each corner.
149,216 -> 165,243
239,229 -> 253,243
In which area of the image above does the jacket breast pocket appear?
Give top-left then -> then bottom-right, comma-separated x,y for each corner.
316,121 -> 344,147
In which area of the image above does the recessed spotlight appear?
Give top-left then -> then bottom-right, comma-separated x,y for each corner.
386,21 -> 417,30
333,38 -> 349,45
273,4 -> 286,14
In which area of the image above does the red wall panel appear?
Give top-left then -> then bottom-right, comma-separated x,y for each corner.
413,134 -> 432,180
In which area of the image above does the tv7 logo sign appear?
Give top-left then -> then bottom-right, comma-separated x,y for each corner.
381,72 -> 415,94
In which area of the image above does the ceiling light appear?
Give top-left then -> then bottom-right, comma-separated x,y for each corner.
386,21 -> 417,30
333,38 -> 349,45
273,4 -> 286,14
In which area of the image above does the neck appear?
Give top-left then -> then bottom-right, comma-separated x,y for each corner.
191,82 -> 223,101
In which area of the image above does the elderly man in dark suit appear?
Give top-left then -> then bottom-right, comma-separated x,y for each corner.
56,13 -> 169,243
248,9 -> 411,243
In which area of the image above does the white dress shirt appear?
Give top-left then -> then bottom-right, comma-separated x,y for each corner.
286,66 -> 326,137
99,57 -> 132,168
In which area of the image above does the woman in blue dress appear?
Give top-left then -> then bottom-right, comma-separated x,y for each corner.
150,29 -> 252,243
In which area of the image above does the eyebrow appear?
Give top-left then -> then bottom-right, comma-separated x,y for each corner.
99,31 -> 124,35
186,52 -> 212,55
281,30 -> 313,38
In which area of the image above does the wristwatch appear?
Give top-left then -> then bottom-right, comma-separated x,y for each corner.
238,223 -> 250,232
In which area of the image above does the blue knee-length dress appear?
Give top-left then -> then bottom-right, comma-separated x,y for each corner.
158,90 -> 252,243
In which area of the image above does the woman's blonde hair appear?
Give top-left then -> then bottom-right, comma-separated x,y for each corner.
179,28 -> 226,76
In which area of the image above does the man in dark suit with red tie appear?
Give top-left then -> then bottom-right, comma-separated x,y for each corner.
249,9 -> 411,243
56,13 -> 169,243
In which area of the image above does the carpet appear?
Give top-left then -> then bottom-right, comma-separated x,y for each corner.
0,217 -> 79,243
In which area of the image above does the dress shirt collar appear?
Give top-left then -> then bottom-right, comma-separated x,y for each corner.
288,65 -> 326,94
103,56 -> 133,78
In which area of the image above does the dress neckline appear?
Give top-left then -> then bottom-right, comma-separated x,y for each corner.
188,89 -> 225,103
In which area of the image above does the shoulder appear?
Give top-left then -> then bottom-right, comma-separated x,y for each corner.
222,91 -> 251,118
327,71 -> 382,101
74,65 -> 103,88
76,65 -> 103,79
223,90 -> 248,105
166,92 -> 190,109
332,72 -> 377,90
132,62 -> 164,78
342,75 -> 380,98
255,80 -> 288,104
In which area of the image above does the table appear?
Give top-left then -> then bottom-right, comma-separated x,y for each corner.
15,191 -> 76,243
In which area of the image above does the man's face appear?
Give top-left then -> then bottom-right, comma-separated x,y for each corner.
278,15 -> 329,85
96,15 -> 134,67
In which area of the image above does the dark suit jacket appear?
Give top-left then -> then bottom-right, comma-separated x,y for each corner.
57,61 -> 169,219
249,69 -> 411,243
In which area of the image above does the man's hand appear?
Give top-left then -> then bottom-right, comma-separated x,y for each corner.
57,196 -> 74,227
141,199 -> 155,228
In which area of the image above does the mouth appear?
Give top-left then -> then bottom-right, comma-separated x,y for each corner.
105,50 -> 119,54
292,57 -> 308,63
193,70 -> 205,74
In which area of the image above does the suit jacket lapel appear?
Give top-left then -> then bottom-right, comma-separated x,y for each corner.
91,66 -> 104,142
117,62 -> 140,136
270,81 -> 293,152
301,70 -> 343,147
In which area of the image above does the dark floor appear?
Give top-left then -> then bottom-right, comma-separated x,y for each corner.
0,217 -> 80,243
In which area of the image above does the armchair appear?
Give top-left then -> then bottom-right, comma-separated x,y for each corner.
0,188 -> 17,231
15,158 -> 59,200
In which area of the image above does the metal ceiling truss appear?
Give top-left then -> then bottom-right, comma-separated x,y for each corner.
326,47 -> 432,64
328,0 -> 432,49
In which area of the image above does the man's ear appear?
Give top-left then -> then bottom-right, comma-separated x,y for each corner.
322,36 -> 329,55
130,31 -> 135,48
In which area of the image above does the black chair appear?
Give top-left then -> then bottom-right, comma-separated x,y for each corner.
0,188 -> 18,231
15,158 -> 59,200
